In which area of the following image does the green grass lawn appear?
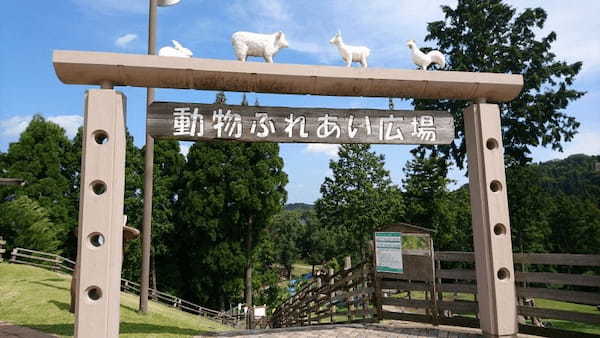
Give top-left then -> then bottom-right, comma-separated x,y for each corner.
0,263 -> 232,337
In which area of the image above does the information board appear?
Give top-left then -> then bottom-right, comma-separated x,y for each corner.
375,232 -> 403,273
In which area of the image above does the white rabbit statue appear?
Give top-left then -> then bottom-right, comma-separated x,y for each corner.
158,40 -> 193,58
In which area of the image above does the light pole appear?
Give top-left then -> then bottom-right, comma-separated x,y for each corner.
140,0 -> 182,313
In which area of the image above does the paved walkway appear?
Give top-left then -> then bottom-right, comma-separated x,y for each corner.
199,321 -> 542,338
0,322 -> 57,338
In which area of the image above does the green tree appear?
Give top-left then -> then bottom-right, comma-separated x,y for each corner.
177,141 -> 287,309
506,164 -> 552,253
148,139 -> 185,291
401,155 -> 468,250
267,210 -> 305,279
315,144 -> 404,260
0,196 -> 62,253
215,91 -> 227,105
0,115 -> 74,254
413,0 -> 584,167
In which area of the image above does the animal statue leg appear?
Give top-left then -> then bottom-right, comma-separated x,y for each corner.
345,59 -> 352,67
361,58 -> 368,68
234,44 -> 248,62
264,55 -> 274,63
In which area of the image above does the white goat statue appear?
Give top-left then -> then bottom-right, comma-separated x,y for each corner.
231,31 -> 289,63
407,40 -> 445,70
329,31 -> 370,68
158,40 -> 193,58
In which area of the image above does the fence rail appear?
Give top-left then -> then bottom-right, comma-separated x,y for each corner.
272,250 -> 600,337
271,257 -> 377,328
9,247 -> 236,327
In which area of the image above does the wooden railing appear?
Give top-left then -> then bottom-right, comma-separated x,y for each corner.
273,251 -> 600,337
271,257 -> 378,328
434,251 -> 600,337
9,247 -> 236,326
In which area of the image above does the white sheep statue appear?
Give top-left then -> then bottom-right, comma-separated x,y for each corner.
158,40 -> 192,58
407,40 -> 446,70
329,31 -> 370,68
231,31 -> 289,63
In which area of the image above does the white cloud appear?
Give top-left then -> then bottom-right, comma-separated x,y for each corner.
0,116 -> 32,139
305,144 -> 340,158
0,114 -> 82,143
115,33 -> 138,48
48,115 -> 83,139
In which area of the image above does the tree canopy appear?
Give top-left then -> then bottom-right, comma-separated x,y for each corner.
413,0 -> 584,168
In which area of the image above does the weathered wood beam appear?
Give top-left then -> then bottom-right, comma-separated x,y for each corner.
53,50 -> 523,101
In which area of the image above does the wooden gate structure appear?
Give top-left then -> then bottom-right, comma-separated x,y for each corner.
53,50 -> 523,337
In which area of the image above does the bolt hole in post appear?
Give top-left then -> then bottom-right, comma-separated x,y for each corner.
93,130 -> 109,144
486,138 -> 499,150
493,223 -> 506,236
91,181 -> 107,195
490,180 -> 502,192
497,268 -> 510,281
86,286 -> 103,301
88,233 -> 105,247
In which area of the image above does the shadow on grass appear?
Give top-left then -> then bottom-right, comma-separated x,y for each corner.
120,322 -> 210,335
26,323 -> 73,336
48,300 -> 71,312
30,280 -> 70,291
27,322 -> 212,336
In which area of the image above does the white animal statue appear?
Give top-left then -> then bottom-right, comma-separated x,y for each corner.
158,40 -> 193,58
329,31 -> 370,68
231,31 -> 289,63
407,40 -> 446,70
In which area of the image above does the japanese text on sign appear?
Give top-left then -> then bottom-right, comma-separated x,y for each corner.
148,103 -> 454,145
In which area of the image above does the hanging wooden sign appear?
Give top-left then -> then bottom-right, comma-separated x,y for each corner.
148,102 -> 454,145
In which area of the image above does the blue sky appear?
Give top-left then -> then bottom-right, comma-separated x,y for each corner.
1,0 -> 598,203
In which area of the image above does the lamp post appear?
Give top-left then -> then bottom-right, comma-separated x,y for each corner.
140,0 -> 181,314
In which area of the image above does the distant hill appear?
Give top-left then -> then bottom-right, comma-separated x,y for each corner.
285,203 -> 314,211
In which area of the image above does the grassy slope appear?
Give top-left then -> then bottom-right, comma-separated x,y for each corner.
0,263 -> 231,337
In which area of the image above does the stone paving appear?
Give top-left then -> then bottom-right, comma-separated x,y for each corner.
0,321 -> 57,338
199,321 -> 542,338
198,322 -> 485,338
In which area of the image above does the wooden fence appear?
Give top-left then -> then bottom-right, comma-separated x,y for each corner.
272,251 -> 600,337
271,257 -> 378,328
9,247 -> 236,326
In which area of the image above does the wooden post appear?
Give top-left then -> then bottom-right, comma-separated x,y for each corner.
370,241 -> 383,322
0,237 -> 5,262
328,268 -> 335,324
344,256 -> 353,322
316,276 -> 322,324
429,237 -> 439,325
75,89 -> 126,337
464,102 -> 517,337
